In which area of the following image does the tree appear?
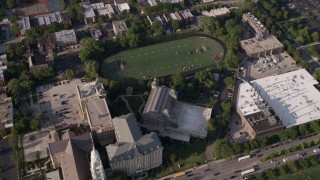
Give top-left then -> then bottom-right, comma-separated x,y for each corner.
5,44 -> 15,59
79,38 -> 103,61
30,113 -> 41,130
9,127 -> 18,151
7,78 -> 20,97
0,128 -> 7,138
195,69 -> 214,88
170,20 -> 181,32
224,77 -> 235,89
171,73 -> 184,88
152,21 -> 164,37
207,97 -> 218,108
310,121 -> 320,133
84,60 -> 100,80
170,154 -> 177,163
298,61 -> 311,70
311,32 -> 319,42
64,69 -> 75,80
25,27 -> 39,45
32,68 -> 54,80
312,69 -> 320,81
6,0 -> 15,9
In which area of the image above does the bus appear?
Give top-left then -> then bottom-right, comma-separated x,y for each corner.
173,172 -> 185,178
241,168 -> 255,176
238,155 -> 251,162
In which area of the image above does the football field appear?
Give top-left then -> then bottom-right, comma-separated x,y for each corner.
101,36 -> 225,80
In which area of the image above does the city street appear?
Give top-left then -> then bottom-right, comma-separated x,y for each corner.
159,133 -> 320,180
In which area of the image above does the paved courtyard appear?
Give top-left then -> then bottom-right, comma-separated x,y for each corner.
23,130 -> 55,162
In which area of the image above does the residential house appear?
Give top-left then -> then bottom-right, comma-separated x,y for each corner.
35,12 -> 71,27
0,97 -> 13,129
163,13 -> 171,23
28,54 -> 49,71
105,4 -> 115,19
112,20 -> 128,36
106,113 -> 163,176
54,29 -> 78,50
179,9 -> 194,22
90,29 -> 103,41
18,16 -> 31,35
117,3 -> 130,13
0,54 -> 7,87
148,0 -> 157,6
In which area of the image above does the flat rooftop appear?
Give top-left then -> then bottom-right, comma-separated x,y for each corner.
83,97 -> 112,128
113,20 -> 127,31
36,12 -> 62,26
76,79 -> 111,129
0,97 -> 13,128
251,69 -> 320,127
243,12 -> 268,36
237,82 -> 263,116
240,35 -> 284,55
163,101 -> 211,141
210,7 -> 230,17
238,69 -> 320,128
54,29 -> 77,43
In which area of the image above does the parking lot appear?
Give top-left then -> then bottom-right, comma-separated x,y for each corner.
239,52 -> 299,80
26,79 -> 84,129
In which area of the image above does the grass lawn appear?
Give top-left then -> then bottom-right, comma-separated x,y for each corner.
275,165 -> 320,180
109,98 -> 130,117
124,96 -> 143,113
149,138 -> 206,179
101,36 -> 224,80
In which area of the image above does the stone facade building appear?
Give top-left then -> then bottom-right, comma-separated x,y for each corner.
106,113 -> 163,176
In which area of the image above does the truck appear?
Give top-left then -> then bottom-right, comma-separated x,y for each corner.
282,154 -> 302,163
313,148 -> 320,154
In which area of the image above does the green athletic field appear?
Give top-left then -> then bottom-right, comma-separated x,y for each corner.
101,36 -> 225,80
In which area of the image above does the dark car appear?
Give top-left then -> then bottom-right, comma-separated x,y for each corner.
230,175 -> 237,179
256,154 -> 263,158
234,170 -> 241,174
214,172 -> 221,176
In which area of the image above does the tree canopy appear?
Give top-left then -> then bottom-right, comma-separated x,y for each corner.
79,38 -> 104,62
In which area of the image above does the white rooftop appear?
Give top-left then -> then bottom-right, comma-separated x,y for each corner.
210,7 -> 230,17
83,5 -> 96,18
180,9 -> 193,19
238,69 -> 320,128
118,3 -> 130,12
36,12 -> 62,26
237,82 -> 263,116
18,16 -> 31,30
169,13 -> 177,20
105,4 -> 115,14
54,29 -> 76,42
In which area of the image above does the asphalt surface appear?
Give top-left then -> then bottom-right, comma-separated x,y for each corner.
159,133 -> 320,180
0,138 -> 18,180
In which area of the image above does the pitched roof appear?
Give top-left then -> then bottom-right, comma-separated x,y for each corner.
143,86 -> 177,114
112,113 -> 142,143
48,133 -> 93,180
106,114 -> 162,163
61,140 -> 90,180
